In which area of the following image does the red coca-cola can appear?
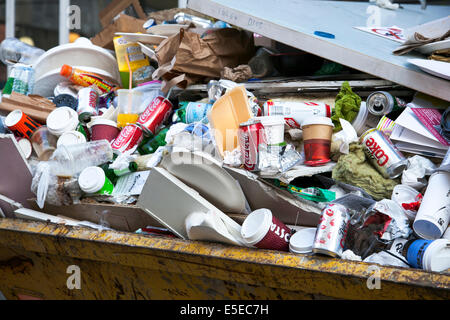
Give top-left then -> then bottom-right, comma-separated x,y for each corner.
136,96 -> 173,135
238,119 -> 266,171
111,124 -> 144,154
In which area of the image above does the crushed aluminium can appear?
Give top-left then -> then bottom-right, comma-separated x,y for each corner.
360,128 -> 408,179
238,119 -> 266,172
312,203 -> 350,258
366,91 -> 407,116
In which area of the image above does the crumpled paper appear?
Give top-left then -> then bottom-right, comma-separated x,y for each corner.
223,147 -> 242,167
331,118 -> 358,156
401,155 -> 437,190
363,251 -> 409,268
393,29 -> 450,56
220,64 -> 253,83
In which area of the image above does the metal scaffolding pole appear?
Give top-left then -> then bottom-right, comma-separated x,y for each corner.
59,0 -> 70,45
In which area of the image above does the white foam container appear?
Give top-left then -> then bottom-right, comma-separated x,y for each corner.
78,166 -> 106,194
289,227 -> 317,254
241,208 -> 272,247
46,107 -> 79,136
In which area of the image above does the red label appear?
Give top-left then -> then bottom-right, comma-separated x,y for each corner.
365,137 -> 389,166
285,117 -> 300,128
111,125 -> 142,152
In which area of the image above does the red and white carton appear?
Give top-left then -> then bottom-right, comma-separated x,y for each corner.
312,203 -> 350,258
137,96 -> 173,135
241,208 -> 292,252
237,119 -> 266,171
111,124 -> 144,154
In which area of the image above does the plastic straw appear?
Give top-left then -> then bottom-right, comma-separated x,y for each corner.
125,54 -> 133,114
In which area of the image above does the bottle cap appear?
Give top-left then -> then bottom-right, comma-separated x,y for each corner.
60,64 -> 73,77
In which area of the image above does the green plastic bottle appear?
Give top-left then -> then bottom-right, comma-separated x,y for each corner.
99,161 -> 138,185
137,127 -> 169,155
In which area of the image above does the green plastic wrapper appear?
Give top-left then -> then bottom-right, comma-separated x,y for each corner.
332,81 -> 361,132
287,185 -> 336,203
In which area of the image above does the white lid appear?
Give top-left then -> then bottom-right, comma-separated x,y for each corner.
57,131 -> 86,147
241,209 -> 273,246
46,107 -> 79,136
423,239 -> 450,272
91,118 -> 118,128
78,166 -> 106,194
289,227 -> 317,254
4,110 -> 24,127
254,116 -> 285,126
301,116 -> 334,128
16,138 -> 32,158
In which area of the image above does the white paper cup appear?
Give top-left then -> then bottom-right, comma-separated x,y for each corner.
57,130 -> 87,147
413,171 -> 450,240
254,116 -> 285,145
46,107 -> 79,136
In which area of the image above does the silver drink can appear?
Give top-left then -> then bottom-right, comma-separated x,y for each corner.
367,91 -> 407,116
360,128 -> 408,179
77,87 -> 99,116
312,203 -> 350,258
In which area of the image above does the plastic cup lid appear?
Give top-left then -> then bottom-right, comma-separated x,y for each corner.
4,110 -> 23,127
301,116 -> 334,128
47,107 -> 78,133
241,209 -> 273,245
78,166 -> 105,194
91,118 -> 118,128
289,227 -> 317,253
57,131 -> 86,147
16,138 -> 32,158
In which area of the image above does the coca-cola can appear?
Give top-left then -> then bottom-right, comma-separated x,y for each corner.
136,96 -> 173,135
77,87 -> 99,116
360,128 -> 408,179
312,203 -> 350,258
238,119 -> 266,171
111,124 -> 144,154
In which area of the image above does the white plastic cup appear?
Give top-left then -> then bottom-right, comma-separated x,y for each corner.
46,107 -> 79,136
391,184 -> 422,222
57,130 -> 87,147
254,116 -> 285,145
78,166 -> 114,195
241,208 -> 292,251
289,227 -> 316,254
413,171 -> 450,240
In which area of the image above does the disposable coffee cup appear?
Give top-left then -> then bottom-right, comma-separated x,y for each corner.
5,109 -> 41,139
301,116 -> 334,166
404,239 -> 450,272
57,130 -> 87,147
443,226 -> 450,240
46,107 -> 79,136
253,116 -> 285,145
90,119 -> 120,143
391,184 -> 422,222
413,171 -> 450,239
78,166 -> 114,195
289,227 -> 316,254
241,208 -> 292,251
30,126 -> 57,161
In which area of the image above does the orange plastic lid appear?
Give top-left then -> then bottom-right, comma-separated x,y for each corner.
60,64 -> 73,77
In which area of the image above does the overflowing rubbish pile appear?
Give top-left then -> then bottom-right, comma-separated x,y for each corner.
0,9 -> 449,275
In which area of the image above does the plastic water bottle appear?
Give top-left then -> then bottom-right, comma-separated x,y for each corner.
2,64 -> 35,95
0,37 -> 45,65
49,139 -> 114,177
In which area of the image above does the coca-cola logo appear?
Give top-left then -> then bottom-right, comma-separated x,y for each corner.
139,97 -> 163,122
365,137 -> 389,166
112,126 -> 133,147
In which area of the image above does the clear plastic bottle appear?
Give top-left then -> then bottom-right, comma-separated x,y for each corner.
2,64 -> 35,95
49,139 -> 114,177
0,37 -> 45,65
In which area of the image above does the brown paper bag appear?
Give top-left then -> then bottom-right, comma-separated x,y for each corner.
153,28 -> 255,93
